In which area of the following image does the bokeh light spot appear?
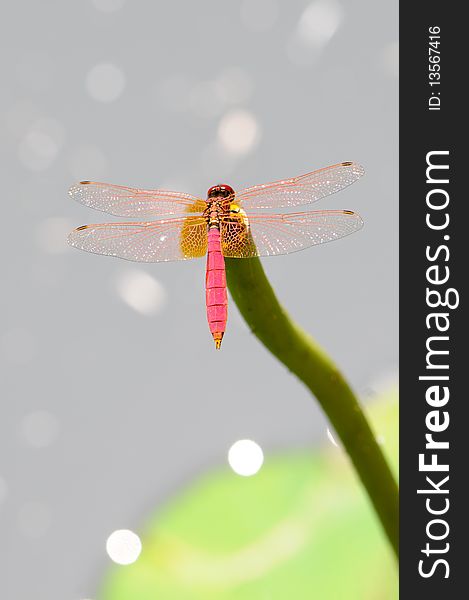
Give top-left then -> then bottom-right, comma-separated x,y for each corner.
228,439 -> 264,476
19,410 -> 60,449
86,63 -> 126,103
218,109 -> 260,156
287,0 -> 343,66
297,0 -> 343,47
106,529 -> 142,565
115,269 -> 167,316
17,118 -> 64,171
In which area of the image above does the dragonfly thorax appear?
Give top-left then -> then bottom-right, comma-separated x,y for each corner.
205,184 -> 235,227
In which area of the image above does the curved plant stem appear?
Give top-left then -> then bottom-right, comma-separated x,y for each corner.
225,256 -> 399,559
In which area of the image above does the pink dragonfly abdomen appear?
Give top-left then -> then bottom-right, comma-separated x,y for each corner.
205,227 -> 228,349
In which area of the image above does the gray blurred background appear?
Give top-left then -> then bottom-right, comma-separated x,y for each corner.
0,1 -> 397,599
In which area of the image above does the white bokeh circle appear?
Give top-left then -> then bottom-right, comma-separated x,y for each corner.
86,63 -> 126,103
228,439 -> 264,476
106,529 -> 142,565
114,269 -> 167,316
217,109 -> 260,155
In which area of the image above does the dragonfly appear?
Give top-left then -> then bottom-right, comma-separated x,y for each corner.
68,161 -> 364,349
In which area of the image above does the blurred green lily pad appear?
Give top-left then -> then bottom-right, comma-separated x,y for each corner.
101,387 -> 398,600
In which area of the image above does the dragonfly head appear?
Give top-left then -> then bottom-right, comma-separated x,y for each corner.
207,184 -> 235,199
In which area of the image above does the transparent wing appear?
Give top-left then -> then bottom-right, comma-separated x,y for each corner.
68,216 -> 208,262
69,181 -> 207,218
220,210 -> 363,258
235,162 -> 364,210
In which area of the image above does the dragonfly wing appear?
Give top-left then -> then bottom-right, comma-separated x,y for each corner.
235,162 -> 364,210
69,181 -> 207,218
68,216 -> 208,262
220,210 -> 363,258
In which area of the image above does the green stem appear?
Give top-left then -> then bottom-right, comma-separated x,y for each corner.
225,256 -> 399,559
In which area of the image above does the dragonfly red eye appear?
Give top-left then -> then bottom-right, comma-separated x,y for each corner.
207,184 -> 235,199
